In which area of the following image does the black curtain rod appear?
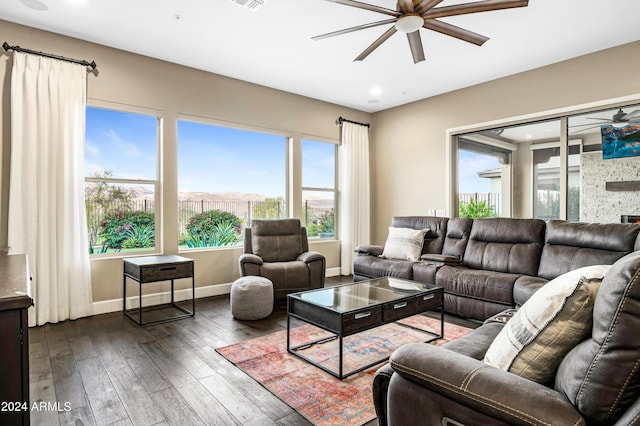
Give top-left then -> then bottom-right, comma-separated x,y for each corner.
2,41 -> 97,70
337,116 -> 371,128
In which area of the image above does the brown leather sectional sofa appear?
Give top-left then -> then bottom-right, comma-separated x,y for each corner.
354,216 -> 640,321
368,218 -> 640,425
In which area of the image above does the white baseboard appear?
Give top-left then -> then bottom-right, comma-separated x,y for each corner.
93,267 -> 344,316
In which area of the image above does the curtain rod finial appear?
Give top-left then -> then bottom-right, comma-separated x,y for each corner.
2,42 -> 10,52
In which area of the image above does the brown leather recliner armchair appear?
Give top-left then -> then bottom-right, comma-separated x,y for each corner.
238,219 -> 326,300
373,250 -> 640,426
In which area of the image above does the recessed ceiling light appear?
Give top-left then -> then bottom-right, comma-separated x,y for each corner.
524,133 -> 534,139
369,86 -> 382,96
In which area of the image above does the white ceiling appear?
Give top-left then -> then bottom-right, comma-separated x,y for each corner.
2,0 -> 640,113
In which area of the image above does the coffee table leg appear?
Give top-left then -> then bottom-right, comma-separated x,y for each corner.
339,334 -> 344,379
286,315 -> 291,352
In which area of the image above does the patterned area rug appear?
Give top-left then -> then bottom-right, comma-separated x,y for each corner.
216,315 -> 473,426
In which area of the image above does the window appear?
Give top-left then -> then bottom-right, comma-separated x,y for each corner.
85,106 -> 159,254
302,138 -> 337,238
456,137 -> 507,218
177,119 -> 288,249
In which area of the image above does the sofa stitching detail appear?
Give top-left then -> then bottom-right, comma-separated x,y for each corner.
460,366 -> 484,391
390,361 -> 558,426
576,270 -> 640,418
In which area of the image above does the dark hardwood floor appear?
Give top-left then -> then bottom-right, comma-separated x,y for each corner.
28,276 -> 476,426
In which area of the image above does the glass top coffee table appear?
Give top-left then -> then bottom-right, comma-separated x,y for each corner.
287,277 -> 444,379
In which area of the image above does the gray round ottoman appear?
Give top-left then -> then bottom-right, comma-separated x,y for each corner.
230,276 -> 274,320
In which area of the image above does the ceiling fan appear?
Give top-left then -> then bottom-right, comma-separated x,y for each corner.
570,108 -> 640,133
312,0 -> 529,63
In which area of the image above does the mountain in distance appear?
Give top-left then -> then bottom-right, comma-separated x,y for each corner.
127,186 -> 274,202
177,192 -> 270,202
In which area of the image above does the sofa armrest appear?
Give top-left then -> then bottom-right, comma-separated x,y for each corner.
354,244 -> 384,256
239,253 -> 262,266
297,251 -> 325,264
513,275 -> 549,307
389,343 -> 584,426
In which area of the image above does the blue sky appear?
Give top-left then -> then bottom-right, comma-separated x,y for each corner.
85,107 -> 334,197
458,150 -> 501,194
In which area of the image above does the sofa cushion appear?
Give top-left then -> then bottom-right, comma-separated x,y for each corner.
537,220 -> 640,280
382,227 -> 428,261
554,251 -> 640,424
441,217 -> 473,260
251,219 -> 303,262
391,216 -> 448,255
483,265 -> 610,384
436,265 -> 520,306
463,218 -> 545,276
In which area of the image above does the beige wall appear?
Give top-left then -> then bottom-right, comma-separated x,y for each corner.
0,20 -> 371,304
370,41 -> 640,244
3,19 -> 640,306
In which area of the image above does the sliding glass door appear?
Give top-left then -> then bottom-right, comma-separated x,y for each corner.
452,102 -> 640,223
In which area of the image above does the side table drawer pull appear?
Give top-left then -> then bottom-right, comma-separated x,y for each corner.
393,302 -> 408,309
355,311 -> 371,320
160,266 -> 177,271
423,294 -> 435,301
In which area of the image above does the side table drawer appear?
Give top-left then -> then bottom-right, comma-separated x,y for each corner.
139,262 -> 194,282
343,306 -> 382,333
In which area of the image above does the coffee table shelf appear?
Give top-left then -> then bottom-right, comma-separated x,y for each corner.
287,277 -> 444,379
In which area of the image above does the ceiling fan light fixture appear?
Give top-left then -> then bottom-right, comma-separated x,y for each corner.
395,14 -> 424,33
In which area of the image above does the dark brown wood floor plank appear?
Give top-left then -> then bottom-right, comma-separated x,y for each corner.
124,350 -> 173,394
50,353 -> 90,411
141,341 -> 240,426
70,335 -> 98,361
59,405 -> 97,426
200,373 -> 277,425
276,412 -> 313,425
45,326 -> 73,358
194,344 -> 295,421
149,388 -> 206,426
76,356 -> 129,426
29,376 -> 61,426
92,335 -> 166,426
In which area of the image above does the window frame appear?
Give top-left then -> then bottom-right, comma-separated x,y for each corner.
85,100 -> 162,257
176,114 -> 292,251
301,136 -> 339,240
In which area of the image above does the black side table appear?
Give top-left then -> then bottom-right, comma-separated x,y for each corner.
123,255 -> 195,326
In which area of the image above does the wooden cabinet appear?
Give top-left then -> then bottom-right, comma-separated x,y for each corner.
0,254 -> 32,426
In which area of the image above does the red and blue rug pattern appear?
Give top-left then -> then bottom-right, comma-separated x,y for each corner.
216,315 -> 473,426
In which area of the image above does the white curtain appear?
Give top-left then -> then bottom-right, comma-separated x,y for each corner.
8,52 -> 93,326
339,121 -> 371,275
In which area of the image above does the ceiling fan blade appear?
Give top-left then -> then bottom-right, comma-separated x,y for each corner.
584,117 -> 614,121
423,19 -> 489,46
570,124 -> 605,134
407,30 -> 425,63
312,19 -> 397,41
354,26 -> 398,61
622,109 -> 640,119
322,0 -> 400,17
422,0 -> 528,20
415,0 -> 444,15
398,0 -> 415,13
